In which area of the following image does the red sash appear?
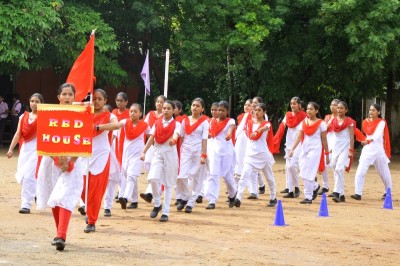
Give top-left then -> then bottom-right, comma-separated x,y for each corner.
331,117 -> 355,132
175,115 -> 187,123
112,109 -> 130,121
209,118 -> 231,138
246,120 -> 268,140
286,111 -> 307,128
112,109 -> 130,166
303,119 -> 323,136
146,111 -> 163,127
184,115 -> 208,135
20,112 -> 37,142
93,111 -> 111,137
324,114 -> 334,132
125,120 -> 148,140
362,118 -> 391,158
154,119 -> 176,144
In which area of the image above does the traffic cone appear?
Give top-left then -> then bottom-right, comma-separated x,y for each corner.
383,188 -> 393,209
318,193 -> 329,217
273,200 -> 286,226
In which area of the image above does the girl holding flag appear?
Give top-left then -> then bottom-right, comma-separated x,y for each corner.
7,93 -> 44,214
273,97 -> 307,198
176,98 -> 209,213
204,101 -> 237,210
289,102 -> 329,204
329,101 -> 354,203
234,103 -> 277,208
140,100 -> 181,222
351,103 -> 392,201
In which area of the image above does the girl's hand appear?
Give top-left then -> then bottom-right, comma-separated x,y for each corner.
60,160 -> 70,172
140,153 -> 145,161
169,138 -> 177,146
6,150 -> 13,158
289,149 -> 294,157
250,132 -> 258,138
200,157 -> 206,165
361,140 -> 367,146
225,134 -> 231,141
348,151 -> 354,158
325,155 -> 330,165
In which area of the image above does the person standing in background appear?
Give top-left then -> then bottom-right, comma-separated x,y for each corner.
10,93 -> 23,138
0,95 -> 9,147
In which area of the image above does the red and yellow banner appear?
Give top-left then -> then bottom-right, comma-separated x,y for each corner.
37,104 -> 94,157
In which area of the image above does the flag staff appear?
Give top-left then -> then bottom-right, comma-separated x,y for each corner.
164,49 -> 170,98
141,50 -> 150,116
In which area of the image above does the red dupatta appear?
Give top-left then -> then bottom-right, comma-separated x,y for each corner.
184,115 -> 208,135
146,110 -> 163,128
331,117 -> 355,132
154,119 -> 176,144
93,111 -> 111,137
286,111 -> 307,128
112,109 -> 130,166
125,120 -> 148,140
20,112 -> 37,142
209,118 -> 231,138
246,120 -> 274,152
302,119 -> 325,172
362,118 -> 391,159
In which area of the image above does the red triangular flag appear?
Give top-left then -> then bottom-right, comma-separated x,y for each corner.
66,32 -> 95,102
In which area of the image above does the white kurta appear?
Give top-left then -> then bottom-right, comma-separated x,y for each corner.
299,122 -> 327,181
331,123 -> 353,170
36,156 -> 85,212
358,121 -> 389,165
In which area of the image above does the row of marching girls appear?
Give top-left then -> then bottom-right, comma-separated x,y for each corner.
273,97 -> 392,204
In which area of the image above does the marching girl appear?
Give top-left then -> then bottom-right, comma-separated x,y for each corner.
204,101 -> 237,209
318,99 -> 339,196
140,95 -> 167,204
173,99 -> 186,205
7,93 -> 44,214
351,103 -> 392,201
176,98 -> 209,213
81,89 -> 118,233
234,103 -> 277,208
289,102 -> 330,204
273,97 -> 307,198
329,101 -> 354,203
140,100 -> 181,222
36,83 -> 85,251
97,103 -> 150,210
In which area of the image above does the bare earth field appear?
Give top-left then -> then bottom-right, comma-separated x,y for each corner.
1,148 -> 400,266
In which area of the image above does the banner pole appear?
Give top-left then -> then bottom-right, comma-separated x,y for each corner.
164,49 -> 170,98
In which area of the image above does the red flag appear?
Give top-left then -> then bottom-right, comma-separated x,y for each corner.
66,32 -> 95,102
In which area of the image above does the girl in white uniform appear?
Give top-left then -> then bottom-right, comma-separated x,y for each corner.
176,98 -> 209,213
329,101 -> 354,203
7,93 -> 44,214
290,102 -> 330,204
204,101 -> 237,209
319,99 -> 339,196
36,84 -> 85,251
351,103 -> 392,200
234,103 -> 277,207
274,97 -> 307,198
141,100 -> 181,222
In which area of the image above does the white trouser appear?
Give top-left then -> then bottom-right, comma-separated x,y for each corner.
321,165 -> 330,189
205,171 -> 237,204
124,173 -> 139,201
238,163 -> 276,201
20,176 -> 36,209
286,156 -> 299,192
303,179 -> 319,200
354,156 -> 392,195
151,179 -> 172,216
104,179 -> 118,209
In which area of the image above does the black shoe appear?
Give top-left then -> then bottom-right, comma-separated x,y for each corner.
177,200 -> 188,211
140,193 -> 153,203
196,196 -> 203,204
294,187 -> 300,198
381,193 -> 386,200
328,192 -> 336,198
174,199 -> 182,206
185,206 -> 192,213
312,185 -> 321,200
119,197 -> 128,209
84,224 -> 96,233
259,186 -> 266,195
78,206 -> 86,216
247,193 -> 258,200
234,198 -> 241,208
283,192 -> 294,198
205,203 -> 215,209
51,237 -> 60,246
331,192 -> 340,203
150,206 -> 162,218
115,198 -> 120,203
228,194 -> 236,208
53,238 -> 65,251
104,209 -> 111,217
351,194 -> 362,200
159,214 -> 169,222
127,202 -> 138,209
267,198 -> 278,207
300,198 -> 312,204
19,208 -> 30,214
318,187 -> 329,196
85,216 -> 88,224
280,188 -> 289,194
115,193 -> 119,200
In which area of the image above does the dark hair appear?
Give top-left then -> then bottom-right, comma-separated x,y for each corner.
300,101 -> 306,110
130,103 -> 142,112
173,100 -> 184,115
211,102 -> 219,108
30,93 -> 44,103
94,88 -> 107,99
192,98 -> 205,109
307,101 -> 321,118
156,95 -> 167,102
58,83 -> 76,95
256,103 -> 267,112
104,104 -> 113,112
291,96 -> 301,104
338,101 -> 348,110
252,96 -> 263,103
370,103 -> 382,118
218,101 -> 230,111
331,99 -> 340,104
164,100 -> 176,110
116,92 -> 128,101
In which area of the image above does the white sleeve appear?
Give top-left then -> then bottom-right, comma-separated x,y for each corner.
371,120 -> 385,141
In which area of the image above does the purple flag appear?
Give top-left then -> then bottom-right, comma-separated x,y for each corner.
141,52 -> 150,96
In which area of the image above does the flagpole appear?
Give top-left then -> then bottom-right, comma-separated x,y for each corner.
143,92 -> 147,118
164,49 -> 170,98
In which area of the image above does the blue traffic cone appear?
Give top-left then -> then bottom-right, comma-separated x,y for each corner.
318,193 -> 329,217
273,200 -> 286,226
383,188 -> 393,209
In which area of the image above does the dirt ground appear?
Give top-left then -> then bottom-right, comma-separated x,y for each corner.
1,148 -> 400,266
